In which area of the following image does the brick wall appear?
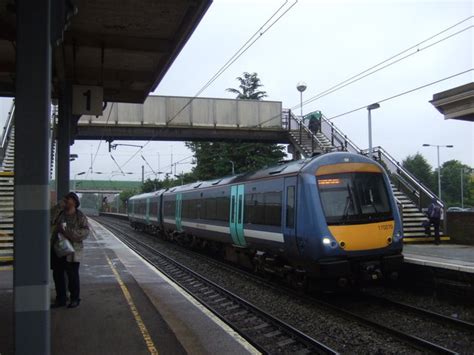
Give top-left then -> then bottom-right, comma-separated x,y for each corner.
447,212 -> 474,245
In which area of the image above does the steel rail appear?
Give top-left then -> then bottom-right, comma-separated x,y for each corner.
98,219 -> 338,355
98,216 -> 459,354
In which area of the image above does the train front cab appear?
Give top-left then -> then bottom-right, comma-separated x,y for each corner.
306,157 -> 404,285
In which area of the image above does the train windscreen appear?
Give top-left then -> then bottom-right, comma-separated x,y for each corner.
317,172 -> 392,225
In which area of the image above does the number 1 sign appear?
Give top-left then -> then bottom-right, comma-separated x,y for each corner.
72,85 -> 104,116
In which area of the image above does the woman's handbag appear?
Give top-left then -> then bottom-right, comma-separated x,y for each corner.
54,233 -> 75,257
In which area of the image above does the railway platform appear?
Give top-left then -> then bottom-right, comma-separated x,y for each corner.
0,219 -> 257,355
404,243 -> 474,274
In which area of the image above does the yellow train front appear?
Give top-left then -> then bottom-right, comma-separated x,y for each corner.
299,152 -> 403,286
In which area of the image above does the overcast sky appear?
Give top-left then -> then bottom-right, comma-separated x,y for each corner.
1,0 -> 472,182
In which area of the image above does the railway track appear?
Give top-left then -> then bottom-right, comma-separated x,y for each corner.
98,219 -> 338,355
97,216 -> 473,354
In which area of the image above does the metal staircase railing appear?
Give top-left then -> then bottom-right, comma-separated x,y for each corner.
284,109 -> 335,156
290,109 -> 447,239
0,100 -> 15,164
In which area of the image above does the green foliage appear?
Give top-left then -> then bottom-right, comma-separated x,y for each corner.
185,72 -> 285,181
119,189 -> 137,204
226,72 -> 267,100
437,160 -> 472,207
401,153 -> 473,207
402,153 -> 435,190
141,173 -> 197,193
186,141 -> 285,181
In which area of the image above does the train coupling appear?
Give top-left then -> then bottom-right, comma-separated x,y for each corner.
361,262 -> 383,281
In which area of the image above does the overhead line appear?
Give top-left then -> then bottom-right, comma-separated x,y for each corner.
254,16 -> 473,128
166,0 -> 298,125
326,69 -> 473,121
116,1 -> 298,171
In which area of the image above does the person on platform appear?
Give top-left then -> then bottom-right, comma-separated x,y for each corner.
425,198 -> 442,245
51,192 -> 90,308
306,111 -> 322,135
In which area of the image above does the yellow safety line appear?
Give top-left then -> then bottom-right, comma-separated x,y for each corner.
0,171 -> 14,176
105,255 -> 159,355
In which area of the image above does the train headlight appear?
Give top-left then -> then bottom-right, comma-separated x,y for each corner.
394,231 -> 402,241
322,238 -> 337,248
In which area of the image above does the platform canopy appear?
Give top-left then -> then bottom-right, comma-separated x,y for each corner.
430,82 -> 474,123
0,0 -> 212,103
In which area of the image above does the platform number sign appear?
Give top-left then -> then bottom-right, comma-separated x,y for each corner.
72,85 -> 104,116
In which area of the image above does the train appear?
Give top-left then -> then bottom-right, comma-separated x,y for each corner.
127,151 -> 404,287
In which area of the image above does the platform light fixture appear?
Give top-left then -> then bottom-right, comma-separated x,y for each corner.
422,144 -> 454,200
367,103 -> 380,159
296,81 -> 307,119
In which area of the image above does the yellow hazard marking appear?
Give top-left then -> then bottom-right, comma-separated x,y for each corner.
105,255 -> 159,355
0,171 -> 14,176
403,236 -> 450,243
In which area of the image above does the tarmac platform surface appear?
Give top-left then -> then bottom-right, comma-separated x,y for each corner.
404,243 -> 474,273
0,218 -> 258,355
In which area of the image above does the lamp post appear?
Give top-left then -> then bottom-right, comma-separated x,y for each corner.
367,103 -> 380,159
229,160 -> 235,175
422,144 -> 453,200
296,82 -> 307,119
73,171 -> 86,191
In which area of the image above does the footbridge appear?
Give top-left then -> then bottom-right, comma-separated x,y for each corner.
76,95 -> 292,142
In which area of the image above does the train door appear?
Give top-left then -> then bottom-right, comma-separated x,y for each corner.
175,193 -> 182,232
230,185 -> 246,247
283,177 -> 297,245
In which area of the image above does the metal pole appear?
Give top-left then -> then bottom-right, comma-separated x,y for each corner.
57,82 -> 72,200
141,165 -> 144,184
437,145 -> 441,200
14,0 -> 51,353
461,168 -> 464,209
368,109 -> 373,159
229,161 -> 235,175
300,91 -> 303,119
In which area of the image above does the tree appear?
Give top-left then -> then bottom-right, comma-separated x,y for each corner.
141,173 -> 197,193
119,189 -> 137,205
186,72 -> 285,181
226,72 -> 267,100
437,160 -> 472,207
402,153 -> 435,190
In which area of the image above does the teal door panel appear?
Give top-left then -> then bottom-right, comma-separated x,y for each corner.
236,185 -> 246,246
229,186 -> 239,245
229,185 -> 246,247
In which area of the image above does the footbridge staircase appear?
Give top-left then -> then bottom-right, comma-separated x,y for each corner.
285,109 -> 447,242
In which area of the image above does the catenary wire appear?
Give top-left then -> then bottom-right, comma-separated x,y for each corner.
254,19 -> 473,128
116,1 -> 298,171
326,68 -> 473,121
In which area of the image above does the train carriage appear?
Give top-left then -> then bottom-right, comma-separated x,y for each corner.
128,152 -> 404,284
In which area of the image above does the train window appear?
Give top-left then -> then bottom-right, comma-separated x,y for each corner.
244,192 -> 281,226
318,172 -> 392,225
264,192 -> 282,226
216,196 -> 230,221
205,198 -> 217,220
286,186 -> 295,228
163,199 -> 176,217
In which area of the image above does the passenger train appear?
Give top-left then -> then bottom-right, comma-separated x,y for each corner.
127,152 -> 403,286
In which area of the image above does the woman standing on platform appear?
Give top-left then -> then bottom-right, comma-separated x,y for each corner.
51,192 -> 90,308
